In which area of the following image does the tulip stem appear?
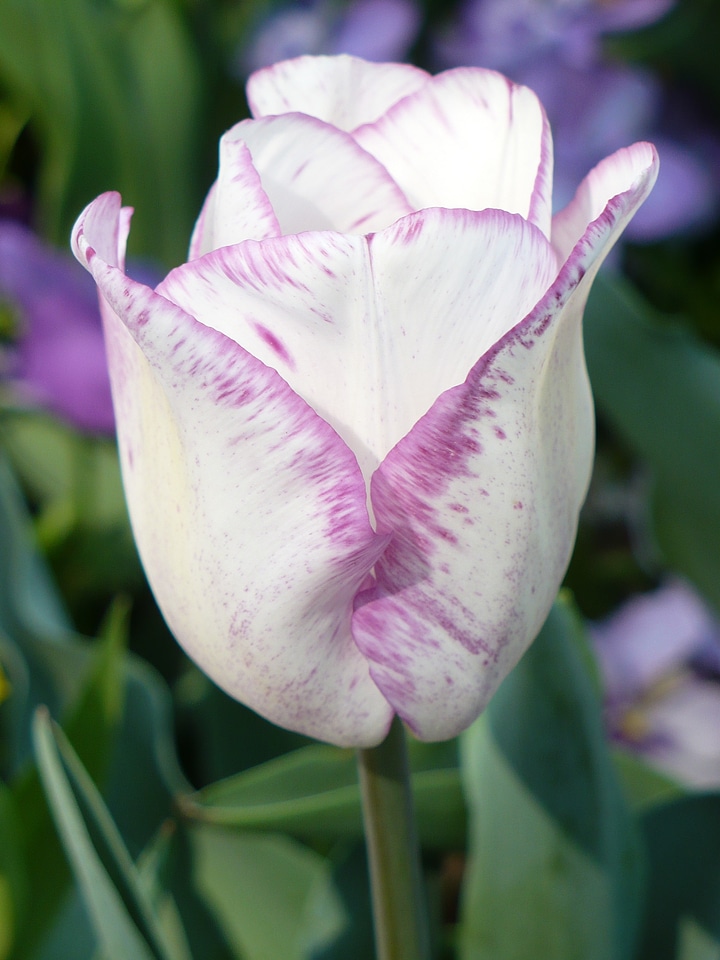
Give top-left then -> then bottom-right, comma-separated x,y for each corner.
357,717 -> 431,960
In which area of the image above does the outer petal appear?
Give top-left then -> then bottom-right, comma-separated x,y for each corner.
221,114 -> 412,235
72,193 -> 393,747
157,208 -> 559,485
352,147 -> 659,742
552,142 -> 658,263
353,67 -> 554,236
246,53 -> 429,131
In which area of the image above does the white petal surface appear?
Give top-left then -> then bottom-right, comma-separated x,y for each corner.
222,114 -> 412,235
351,149 -> 659,741
157,209 -> 559,485
73,193 -> 393,747
353,68 -> 554,236
247,53 -> 429,131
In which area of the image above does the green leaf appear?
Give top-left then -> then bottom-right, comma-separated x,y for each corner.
0,783 -> 27,960
0,0 -> 203,263
612,750 -> 685,813
188,823 -> 331,960
32,709 -> 187,960
637,793 -> 720,960
10,604 -> 129,959
0,454 -> 185,956
584,272 -> 720,612
179,743 -> 465,849
459,597 -> 643,960
677,918 -> 720,960
300,844 -> 374,960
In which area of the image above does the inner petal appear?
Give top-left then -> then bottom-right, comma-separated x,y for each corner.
247,53 -> 430,131
158,208 -> 558,485
224,114 -> 413,236
353,67 -> 553,236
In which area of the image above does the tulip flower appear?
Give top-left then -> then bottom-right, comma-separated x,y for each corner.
72,55 -> 657,746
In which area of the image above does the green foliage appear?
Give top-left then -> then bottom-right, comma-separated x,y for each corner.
0,453 -> 185,957
32,710 -> 189,960
637,794 -> 720,960
584,272 -> 720,613
0,0 -> 204,263
459,597 -> 643,960
180,740 -> 464,849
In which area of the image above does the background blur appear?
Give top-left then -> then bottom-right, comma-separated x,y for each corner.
1,2 -> 720,959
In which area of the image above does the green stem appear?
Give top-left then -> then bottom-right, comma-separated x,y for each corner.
357,717 -> 431,960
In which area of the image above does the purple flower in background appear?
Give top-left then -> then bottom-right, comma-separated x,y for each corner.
0,221 -> 115,434
436,0 -> 675,74
243,0 -> 420,73
591,580 -> 720,788
437,0 -> 718,240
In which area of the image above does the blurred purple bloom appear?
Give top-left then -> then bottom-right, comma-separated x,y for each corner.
591,580 -> 720,788
437,0 -> 675,73
0,221 -> 115,434
243,0 -> 420,73
436,0 -> 718,240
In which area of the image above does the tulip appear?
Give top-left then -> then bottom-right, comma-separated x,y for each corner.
72,55 -> 657,746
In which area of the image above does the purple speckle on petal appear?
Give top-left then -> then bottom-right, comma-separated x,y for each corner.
253,321 -> 295,369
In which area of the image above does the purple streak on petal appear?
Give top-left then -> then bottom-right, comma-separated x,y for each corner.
0,221 -> 115,434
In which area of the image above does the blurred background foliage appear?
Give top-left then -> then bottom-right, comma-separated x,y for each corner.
2,0 -> 720,958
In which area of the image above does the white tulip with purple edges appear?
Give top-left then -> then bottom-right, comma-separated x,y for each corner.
72,54 -> 658,747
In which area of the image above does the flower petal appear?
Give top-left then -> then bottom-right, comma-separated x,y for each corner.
351,149 -> 659,742
220,114 -> 412,235
73,193 -> 393,747
552,142 -> 659,263
157,208 -> 559,485
353,67 -> 554,236
189,139 -> 282,258
247,53 -> 429,131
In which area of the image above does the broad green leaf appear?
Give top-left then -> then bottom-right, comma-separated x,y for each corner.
179,743 -> 464,849
10,603 -> 128,960
1,412 -> 141,601
300,844 -> 374,960
188,823 -> 331,960
584,272 -> 720,612
678,918 -> 720,960
32,709 -> 187,960
0,783 -> 26,960
612,750 -> 685,813
0,455 -> 185,956
637,793 -> 720,960
459,597 -> 643,960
